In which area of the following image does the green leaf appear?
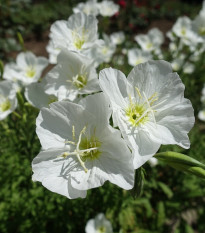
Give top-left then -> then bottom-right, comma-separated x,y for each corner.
155,151 -> 205,179
157,201 -> 165,229
158,182 -> 173,198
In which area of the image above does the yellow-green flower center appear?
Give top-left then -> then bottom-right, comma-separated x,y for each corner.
73,75 -> 87,89
74,38 -> 85,50
97,226 -> 106,233
126,104 -> 148,126
135,58 -> 143,65
146,42 -> 153,49
79,136 -> 101,161
125,89 -> 158,127
0,99 -> 11,112
61,126 -> 101,173
48,95 -> 58,104
199,27 -> 205,36
72,30 -> 86,50
181,28 -> 186,36
26,67 -> 36,78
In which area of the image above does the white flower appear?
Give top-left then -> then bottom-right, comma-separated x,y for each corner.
99,61 -> 195,169
148,157 -> 158,167
73,0 -> 99,16
3,63 -> 22,91
83,34 -> 116,66
32,93 -> 134,199
172,16 -> 193,38
127,48 -> 152,67
25,81 -> 58,109
85,213 -> 113,233
45,49 -> 101,101
171,54 -> 185,71
4,52 -> 48,86
110,31 -> 125,45
98,1 -> 119,17
135,28 -> 164,53
199,0 -> 205,16
0,80 -> 17,120
192,13 -> 205,40
198,110 -> 205,121
183,62 -> 195,74
47,12 -> 100,60
172,16 -> 202,48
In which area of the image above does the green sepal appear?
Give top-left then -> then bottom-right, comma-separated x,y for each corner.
155,151 -> 205,179
17,32 -> 26,51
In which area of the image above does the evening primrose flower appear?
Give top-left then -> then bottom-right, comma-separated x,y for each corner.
4,52 -> 48,86
98,0 -> 119,17
110,31 -> 125,45
135,28 -> 164,53
192,13 -> 205,40
45,49 -> 101,101
85,213 -> 113,233
99,61 -> 195,168
73,0 -> 99,16
127,48 -> 152,67
32,93 -> 134,198
48,12 -> 100,60
0,80 -> 17,120
198,110 -> 205,121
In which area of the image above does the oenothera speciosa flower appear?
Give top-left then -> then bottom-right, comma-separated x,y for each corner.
0,81 -> 17,120
47,12 -> 101,63
85,213 -> 113,233
45,49 -> 101,101
32,93 -> 134,199
4,52 -> 48,86
127,48 -> 152,67
97,0 -> 119,17
110,31 -> 125,45
99,60 -> 195,169
73,0 -> 99,16
134,28 -> 164,53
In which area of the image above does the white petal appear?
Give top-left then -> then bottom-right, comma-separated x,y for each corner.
99,68 -> 128,109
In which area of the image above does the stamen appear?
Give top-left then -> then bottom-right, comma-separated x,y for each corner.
135,87 -> 142,99
72,125 -> 75,141
143,92 -> 157,127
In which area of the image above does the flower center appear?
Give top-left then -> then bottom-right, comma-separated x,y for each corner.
48,95 -> 58,104
73,75 -> 87,89
26,67 -> 36,78
61,126 -> 101,173
199,27 -> 205,36
72,30 -> 85,50
146,42 -> 153,49
102,47 -> 108,55
125,88 -> 158,127
135,58 -> 143,65
181,28 -> 186,36
97,226 -> 106,233
79,136 -> 101,161
126,104 -> 148,126
0,97 -> 11,112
